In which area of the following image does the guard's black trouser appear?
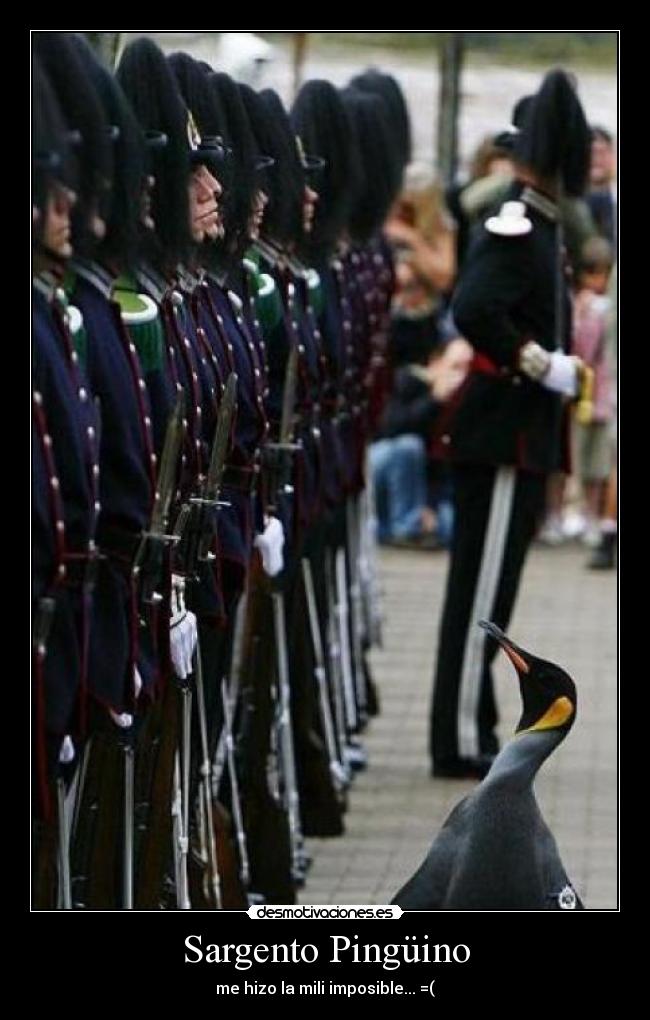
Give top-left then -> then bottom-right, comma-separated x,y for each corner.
430,463 -> 546,766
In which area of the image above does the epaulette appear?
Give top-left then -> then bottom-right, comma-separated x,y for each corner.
242,255 -> 283,332
113,275 -> 164,374
55,274 -> 88,367
305,267 -> 324,318
485,200 -> 532,237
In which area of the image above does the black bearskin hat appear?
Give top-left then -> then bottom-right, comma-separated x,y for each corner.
67,33 -> 145,270
33,32 -> 113,255
340,86 -> 401,244
167,55 -> 240,270
515,69 -> 591,197
291,78 -> 361,261
32,53 -> 75,227
207,71 -> 262,266
240,85 -> 305,248
349,68 -> 412,173
116,36 -> 193,267
167,52 -> 231,175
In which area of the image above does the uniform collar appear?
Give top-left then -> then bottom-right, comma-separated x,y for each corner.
205,269 -> 228,288
70,259 -> 115,300
136,263 -> 169,304
254,237 -> 285,268
176,263 -> 202,294
33,271 -> 58,303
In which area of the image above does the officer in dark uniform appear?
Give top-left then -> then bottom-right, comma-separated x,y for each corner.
62,34 -> 162,711
193,71 -> 293,906
36,33 -> 172,910
32,50 -> 103,908
117,37 -> 241,910
428,70 -> 592,778
337,84 -> 402,727
290,78 -> 368,799
291,81 -> 352,524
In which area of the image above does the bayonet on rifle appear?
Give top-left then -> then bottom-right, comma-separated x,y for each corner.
133,390 -> 186,604
198,372 -> 238,506
150,390 -> 186,537
279,344 -> 299,447
264,345 -> 300,515
181,372 -> 238,569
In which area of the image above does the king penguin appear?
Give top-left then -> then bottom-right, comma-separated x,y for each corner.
393,621 -> 584,910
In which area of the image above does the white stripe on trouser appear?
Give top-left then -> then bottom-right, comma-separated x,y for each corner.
457,467 -> 516,758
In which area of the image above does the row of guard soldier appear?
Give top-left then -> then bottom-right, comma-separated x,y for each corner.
32,32 -> 408,909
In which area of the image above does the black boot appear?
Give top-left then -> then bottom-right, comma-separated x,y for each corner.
587,531 -> 616,570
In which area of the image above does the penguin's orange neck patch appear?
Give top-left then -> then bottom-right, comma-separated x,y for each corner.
524,696 -> 574,734
504,645 -> 530,674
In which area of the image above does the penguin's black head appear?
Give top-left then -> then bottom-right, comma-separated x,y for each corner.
479,621 -> 577,736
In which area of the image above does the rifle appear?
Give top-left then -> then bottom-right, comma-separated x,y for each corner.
135,680 -> 179,908
32,597 -> 59,909
190,631 -> 221,907
346,496 -> 369,724
265,344 -> 309,885
335,544 -> 358,733
131,374 -> 236,909
210,591 -> 262,906
186,648 -> 252,912
301,557 -> 349,794
233,568 -> 295,903
73,392 -> 180,911
138,374 -> 238,909
120,392 -> 188,908
133,390 -> 187,605
175,373 -> 237,579
77,720 -> 133,909
179,373 -> 239,908
324,548 -> 352,783
262,345 -> 301,500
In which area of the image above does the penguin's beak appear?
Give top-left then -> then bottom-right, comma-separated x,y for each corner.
478,620 -> 530,675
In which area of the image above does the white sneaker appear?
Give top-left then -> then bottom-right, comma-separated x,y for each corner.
562,510 -> 587,540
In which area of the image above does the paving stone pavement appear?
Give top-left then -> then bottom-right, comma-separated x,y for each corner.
301,543 -> 617,909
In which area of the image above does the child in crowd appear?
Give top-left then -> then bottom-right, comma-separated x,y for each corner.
571,237 -> 616,550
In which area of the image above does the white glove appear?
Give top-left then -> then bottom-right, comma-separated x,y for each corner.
254,516 -> 285,577
59,735 -> 75,764
109,710 -> 134,729
519,341 -> 579,397
540,351 -> 579,397
168,607 -> 196,681
170,575 -> 197,680
170,610 -> 198,680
